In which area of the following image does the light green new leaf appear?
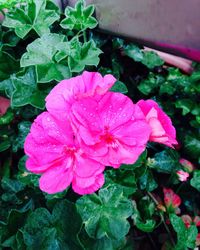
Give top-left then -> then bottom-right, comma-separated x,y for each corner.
76,185 -> 133,240
11,67 -> 47,109
61,0 -> 98,31
20,33 -> 71,82
68,38 -> 102,72
3,0 -> 60,38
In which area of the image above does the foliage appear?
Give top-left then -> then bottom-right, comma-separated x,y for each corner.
0,0 -> 200,249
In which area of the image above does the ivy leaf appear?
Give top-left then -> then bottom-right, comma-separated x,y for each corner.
12,121 -> 31,152
124,44 -> 143,62
132,201 -> 156,233
76,184 -> 133,240
20,34 -> 71,82
68,38 -> 102,72
138,73 -> 165,95
0,51 -> 19,81
61,0 -> 98,31
105,169 -> 137,196
10,67 -> 47,109
184,134 -> 200,163
175,99 -> 194,115
22,200 -> 82,249
3,0 -> 60,38
110,81 -> 128,94
142,51 -> 164,69
149,149 -> 180,174
170,214 -> 198,249
190,170 -> 200,192
124,44 -> 164,69
17,156 -> 39,188
137,168 -> 158,192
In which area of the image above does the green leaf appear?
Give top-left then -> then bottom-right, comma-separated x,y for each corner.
0,139 -> 11,152
105,169 -> 137,196
190,170 -> 200,192
132,201 -> 155,233
137,168 -> 158,192
170,214 -> 198,249
3,0 -> 60,38
124,44 -> 164,69
12,121 -> 31,152
61,0 -> 98,31
138,73 -> 165,95
135,219 -> 156,233
0,209 -> 29,249
0,51 -> 19,81
17,156 -> 39,187
184,134 -> 200,163
0,110 -> 14,125
110,81 -> 128,94
175,99 -> 194,115
76,184 -> 133,240
68,38 -> 102,72
22,200 -> 82,249
1,177 -> 25,194
124,44 -> 143,62
149,149 -> 180,174
141,51 -> 164,69
20,34 -> 71,82
10,67 -> 47,109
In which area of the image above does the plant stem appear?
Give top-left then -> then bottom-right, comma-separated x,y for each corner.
83,30 -> 87,43
147,191 -> 176,247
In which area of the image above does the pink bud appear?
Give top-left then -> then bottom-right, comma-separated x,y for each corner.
179,158 -> 194,173
0,97 -> 10,116
163,188 -> 181,210
176,170 -> 189,182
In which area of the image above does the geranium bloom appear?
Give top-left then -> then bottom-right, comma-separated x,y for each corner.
0,96 -> 10,116
163,188 -> 181,212
71,92 -> 151,167
46,71 -> 116,121
179,158 -> 194,173
137,100 -> 178,148
176,170 -> 189,181
24,112 -> 105,195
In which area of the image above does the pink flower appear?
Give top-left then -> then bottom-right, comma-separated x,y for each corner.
179,158 -> 194,173
24,112 -> 105,195
163,188 -> 181,212
136,100 -> 178,148
71,92 -> 151,167
46,71 -> 116,121
176,170 -> 189,181
0,96 -> 10,116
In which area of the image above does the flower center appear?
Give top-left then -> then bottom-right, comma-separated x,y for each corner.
100,128 -> 119,148
63,146 -> 77,158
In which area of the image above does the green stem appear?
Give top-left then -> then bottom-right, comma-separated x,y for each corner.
147,191 -> 175,247
83,30 -> 87,43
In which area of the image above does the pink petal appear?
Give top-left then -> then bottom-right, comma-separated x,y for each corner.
75,155 -> 105,178
0,97 -> 10,116
72,173 -> 105,195
39,165 -> 73,194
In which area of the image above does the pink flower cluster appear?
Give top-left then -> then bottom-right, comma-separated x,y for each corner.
24,71 -> 177,195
